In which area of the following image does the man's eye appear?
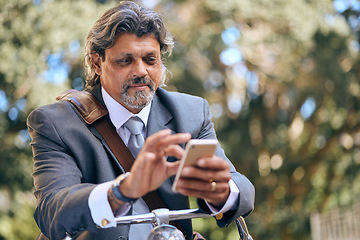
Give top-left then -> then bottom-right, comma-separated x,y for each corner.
116,58 -> 132,65
145,57 -> 157,64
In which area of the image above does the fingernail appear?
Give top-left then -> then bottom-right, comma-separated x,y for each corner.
198,159 -> 205,167
182,168 -> 189,175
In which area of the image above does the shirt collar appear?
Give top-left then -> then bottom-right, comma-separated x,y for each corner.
101,86 -> 151,130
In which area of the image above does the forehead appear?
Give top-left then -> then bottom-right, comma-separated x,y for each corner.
107,33 -> 161,57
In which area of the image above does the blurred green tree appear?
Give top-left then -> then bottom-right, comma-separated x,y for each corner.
0,0 -> 359,239
158,0 -> 360,239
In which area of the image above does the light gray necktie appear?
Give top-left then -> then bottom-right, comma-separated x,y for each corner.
123,116 -> 145,158
123,116 -> 152,239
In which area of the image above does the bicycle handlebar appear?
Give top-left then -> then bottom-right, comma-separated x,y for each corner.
115,208 -> 212,226
64,208 -> 252,240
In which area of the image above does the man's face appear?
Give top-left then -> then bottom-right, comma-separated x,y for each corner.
93,33 -> 162,113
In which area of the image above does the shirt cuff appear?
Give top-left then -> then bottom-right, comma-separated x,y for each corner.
88,181 -> 131,228
205,179 -> 240,215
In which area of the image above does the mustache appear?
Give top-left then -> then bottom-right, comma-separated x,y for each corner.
133,77 -> 147,84
122,77 -> 155,91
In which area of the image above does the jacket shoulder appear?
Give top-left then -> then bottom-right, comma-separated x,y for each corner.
156,88 -> 207,108
27,100 -> 83,129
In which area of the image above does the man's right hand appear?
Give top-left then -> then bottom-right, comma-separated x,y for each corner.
109,129 -> 191,210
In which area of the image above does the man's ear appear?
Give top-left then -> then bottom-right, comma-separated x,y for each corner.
92,53 -> 102,75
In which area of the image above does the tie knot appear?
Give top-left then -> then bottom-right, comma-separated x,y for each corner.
124,116 -> 144,136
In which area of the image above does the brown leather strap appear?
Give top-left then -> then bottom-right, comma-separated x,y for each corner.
56,89 -> 108,124
92,118 -> 134,172
57,89 -> 184,233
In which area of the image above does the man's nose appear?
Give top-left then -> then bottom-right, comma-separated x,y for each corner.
132,60 -> 148,78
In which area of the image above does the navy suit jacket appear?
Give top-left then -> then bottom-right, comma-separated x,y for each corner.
27,84 -> 255,240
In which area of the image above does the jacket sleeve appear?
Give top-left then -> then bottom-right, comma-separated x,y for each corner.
196,98 -> 255,227
27,106 -> 98,239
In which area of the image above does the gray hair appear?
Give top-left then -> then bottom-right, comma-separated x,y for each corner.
84,1 -> 174,89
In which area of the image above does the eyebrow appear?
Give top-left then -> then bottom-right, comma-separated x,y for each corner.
116,51 -> 160,58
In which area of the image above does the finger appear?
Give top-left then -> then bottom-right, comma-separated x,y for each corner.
176,179 -> 230,206
196,156 -> 231,171
144,131 -> 191,151
163,144 -> 185,160
153,133 -> 191,151
143,129 -> 172,149
180,165 -> 232,182
176,178 -> 229,193
165,161 -> 181,177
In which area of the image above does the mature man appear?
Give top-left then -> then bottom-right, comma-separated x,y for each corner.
27,1 -> 255,239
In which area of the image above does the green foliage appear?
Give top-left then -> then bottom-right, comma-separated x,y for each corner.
0,191 -> 39,240
158,0 -> 360,239
1,0 -> 359,239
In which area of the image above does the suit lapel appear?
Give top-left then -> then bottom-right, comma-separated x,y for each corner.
147,91 -> 175,137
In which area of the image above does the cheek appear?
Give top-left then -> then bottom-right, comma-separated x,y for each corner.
149,65 -> 163,84
101,68 -> 127,92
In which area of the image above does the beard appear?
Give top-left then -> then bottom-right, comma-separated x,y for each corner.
121,77 -> 155,110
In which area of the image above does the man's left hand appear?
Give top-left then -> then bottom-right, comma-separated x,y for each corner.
174,156 -> 231,208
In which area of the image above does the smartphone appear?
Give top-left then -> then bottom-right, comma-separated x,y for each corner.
172,139 -> 219,192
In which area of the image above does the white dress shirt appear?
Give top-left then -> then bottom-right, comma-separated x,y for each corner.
88,87 -> 240,228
